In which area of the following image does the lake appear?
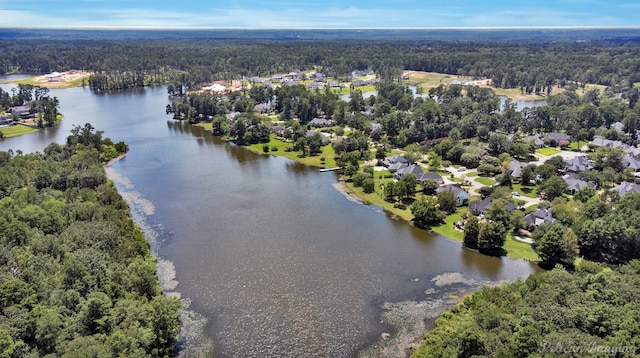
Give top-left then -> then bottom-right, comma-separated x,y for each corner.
0,77 -> 539,357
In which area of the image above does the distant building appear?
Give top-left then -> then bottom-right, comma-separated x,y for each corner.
44,72 -> 63,82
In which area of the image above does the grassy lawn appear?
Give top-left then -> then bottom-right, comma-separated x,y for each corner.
246,134 -> 337,168
536,147 -> 561,156
0,124 -> 39,138
511,183 -> 538,198
475,177 -> 496,186
431,207 -> 465,241
344,181 -> 414,222
465,171 -> 479,177
345,176 -> 540,261
504,233 -> 540,261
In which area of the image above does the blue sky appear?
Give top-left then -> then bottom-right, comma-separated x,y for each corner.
1,0 -> 639,28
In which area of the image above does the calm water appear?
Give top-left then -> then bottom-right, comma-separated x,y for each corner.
0,77 -> 539,357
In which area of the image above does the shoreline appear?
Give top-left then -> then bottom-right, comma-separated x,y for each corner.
102,150 -> 215,357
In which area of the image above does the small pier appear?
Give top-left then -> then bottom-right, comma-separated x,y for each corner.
319,167 -> 340,172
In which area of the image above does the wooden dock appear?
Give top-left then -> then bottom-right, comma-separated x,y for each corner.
319,167 -> 340,172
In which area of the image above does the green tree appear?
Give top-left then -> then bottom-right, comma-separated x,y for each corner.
362,178 -> 375,194
539,175 -> 567,201
464,216 -> 480,249
400,173 -> 418,197
411,197 -> 444,228
437,190 -> 457,214
478,221 -> 506,255
532,222 -> 577,269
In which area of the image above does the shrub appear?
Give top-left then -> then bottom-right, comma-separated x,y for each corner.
262,144 -> 270,153
271,146 -> 278,152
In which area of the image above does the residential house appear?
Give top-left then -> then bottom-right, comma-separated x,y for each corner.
543,132 -> 570,147
590,137 -> 628,149
9,106 -> 32,119
305,130 -> 330,145
308,82 -> 323,90
523,134 -> 544,148
449,80 -> 472,85
328,81 -> 341,88
269,125 -> 285,136
564,177 -> 596,194
610,121 -> 625,132
565,156 -> 593,173
611,181 -> 640,197
510,160 -> 522,178
468,197 -> 517,216
525,209 -> 556,227
352,80 -> 367,87
254,103 -> 273,113
622,156 -> 640,171
308,118 -> 333,127
249,76 -> 264,84
262,81 -> 275,90
383,154 -> 411,167
435,184 -> 470,206
370,122 -> 382,132
310,72 -> 326,82
393,164 -> 443,183
351,69 -> 374,78
282,79 -> 298,86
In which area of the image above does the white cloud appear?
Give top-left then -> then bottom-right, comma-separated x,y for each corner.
0,5 -> 633,28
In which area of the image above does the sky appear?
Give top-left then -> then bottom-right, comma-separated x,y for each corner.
1,0 -> 639,29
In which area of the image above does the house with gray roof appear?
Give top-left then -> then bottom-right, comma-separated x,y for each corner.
623,156 -> 640,171
393,164 -> 443,183
308,118 -> 333,127
525,208 -> 556,227
523,134 -> 544,148
383,154 -> 411,167
510,160 -> 522,178
469,197 -> 517,216
435,184 -> 470,206
565,156 -> 593,173
305,130 -> 330,145
564,177 -> 596,194
610,122 -> 625,132
611,181 -> 640,197
9,106 -> 32,119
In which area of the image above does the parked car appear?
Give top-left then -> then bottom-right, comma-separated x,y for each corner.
458,166 -> 467,172
511,191 -> 520,196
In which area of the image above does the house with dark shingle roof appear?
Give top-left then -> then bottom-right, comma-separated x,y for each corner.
510,160 -> 522,178
469,197 -> 517,216
523,134 -> 544,148
305,130 -> 330,145
308,118 -> 333,127
435,184 -> 470,206
565,156 -> 594,173
564,177 -> 596,194
383,154 -> 411,168
525,209 -> 556,227
622,156 -> 640,171
393,164 -> 443,183
611,182 -> 640,197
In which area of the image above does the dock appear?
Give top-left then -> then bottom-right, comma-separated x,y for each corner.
319,167 -> 340,172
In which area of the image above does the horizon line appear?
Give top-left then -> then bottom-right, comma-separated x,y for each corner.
2,25 -> 640,31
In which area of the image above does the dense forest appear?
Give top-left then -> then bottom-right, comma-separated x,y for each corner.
2,32 -> 640,92
412,260 -> 640,357
0,124 -> 181,357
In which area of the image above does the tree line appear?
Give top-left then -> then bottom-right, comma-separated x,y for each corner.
0,124 -> 180,357
2,36 -> 640,92
412,260 -> 640,357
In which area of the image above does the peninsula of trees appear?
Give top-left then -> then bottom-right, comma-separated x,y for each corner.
0,124 -> 181,357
